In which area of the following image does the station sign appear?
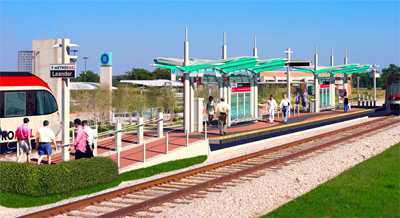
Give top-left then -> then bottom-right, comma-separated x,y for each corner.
193,77 -> 202,83
320,84 -> 330,89
232,83 -> 251,93
50,64 -> 76,78
100,52 -> 112,66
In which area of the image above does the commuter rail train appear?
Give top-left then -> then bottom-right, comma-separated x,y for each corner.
0,72 -> 62,154
384,74 -> 400,114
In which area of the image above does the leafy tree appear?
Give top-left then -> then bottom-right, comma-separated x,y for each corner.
75,70 -> 100,82
125,68 -> 153,80
152,68 -> 171,80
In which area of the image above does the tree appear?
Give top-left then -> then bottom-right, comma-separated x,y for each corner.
75,70 -> 100,82
161,88 -> 178,123
152,68 -> 171,80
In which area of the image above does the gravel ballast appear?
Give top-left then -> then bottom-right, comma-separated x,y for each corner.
1,116 -> 398,217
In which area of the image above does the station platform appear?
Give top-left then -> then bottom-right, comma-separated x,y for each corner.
23,107 -> 382,171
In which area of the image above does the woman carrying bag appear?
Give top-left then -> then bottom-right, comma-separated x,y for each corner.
206,96 -> 215,126
279,94 -> 290,124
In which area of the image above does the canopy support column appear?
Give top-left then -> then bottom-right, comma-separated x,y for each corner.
183,73 -> 190,133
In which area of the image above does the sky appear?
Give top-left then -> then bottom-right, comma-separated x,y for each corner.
1,1 -> 399,76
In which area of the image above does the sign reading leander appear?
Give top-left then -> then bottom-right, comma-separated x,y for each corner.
50,64 -> 76,78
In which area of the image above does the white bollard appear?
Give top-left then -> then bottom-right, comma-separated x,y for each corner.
157,112 -> 163,138
16,141 -> 20,163
165,133 -> 168,154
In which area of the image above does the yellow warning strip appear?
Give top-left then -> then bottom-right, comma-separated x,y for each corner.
212,109 -> 375,140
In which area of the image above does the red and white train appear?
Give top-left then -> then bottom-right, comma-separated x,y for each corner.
385,74 -> 400,114
0,72 -> 61,154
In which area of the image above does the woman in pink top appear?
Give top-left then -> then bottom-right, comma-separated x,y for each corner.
70,119 -> 87,160
16,118 -> 31,163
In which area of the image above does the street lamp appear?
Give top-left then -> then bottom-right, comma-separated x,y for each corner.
71,50 -> 78,56
83,57 -> 89,82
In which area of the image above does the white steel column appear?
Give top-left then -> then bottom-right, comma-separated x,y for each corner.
227,83 -> 231,127
285,48 -> 292,100
250,80 -> 254,118
330,49 -> 335,108
61,38 -> 70,161
254,74 -> 258,121
190,77 -> 194,132
314,46 -> 320,113
373,63 -> 377,106
222,33 -> 227,59
183,27 -> 190,133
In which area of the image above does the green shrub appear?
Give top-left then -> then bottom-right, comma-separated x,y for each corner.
367,86 -> 372,90
0,157 -> 118,197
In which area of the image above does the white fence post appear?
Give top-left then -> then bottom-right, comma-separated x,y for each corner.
115,120 -> 122,151
204,122 -> 207,140
93,123 -> 98,156
186,131 -> 189,147
143,140 -> 146,162
157,112 -> 163,138
165,133 -> 168,154
137,117 -> 144,145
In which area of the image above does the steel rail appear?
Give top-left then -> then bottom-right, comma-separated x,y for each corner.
20,116 -> 398,218
98,117 -> 400,217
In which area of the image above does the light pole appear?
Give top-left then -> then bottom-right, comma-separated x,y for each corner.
357,76 -> 360,106
83,57 -> 89,82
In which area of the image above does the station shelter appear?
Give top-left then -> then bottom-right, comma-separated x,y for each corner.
293,64 -> 371,112
153,57 -> 286,132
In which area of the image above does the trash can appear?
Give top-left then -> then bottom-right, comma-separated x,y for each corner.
310,99 -> 315,113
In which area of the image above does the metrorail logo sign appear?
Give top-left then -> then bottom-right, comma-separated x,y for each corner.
50,64 -> 76,78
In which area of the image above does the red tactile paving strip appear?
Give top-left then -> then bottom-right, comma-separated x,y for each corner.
29,109 -> 366,168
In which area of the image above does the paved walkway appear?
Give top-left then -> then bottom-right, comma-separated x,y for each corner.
27,107 -> 368,168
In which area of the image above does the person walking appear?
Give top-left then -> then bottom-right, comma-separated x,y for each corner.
70,119 -> 87,160
295,92 -> 300,114
301,89 -> 309,112
82,120 -> 96,158
267,95 -> 278,123
279,94 -> 291,123
36,120 -> 56,165
343,92 -> 349,113
216,97 -> 230,136
16,118 -> 32,163
206,96 -> 215,127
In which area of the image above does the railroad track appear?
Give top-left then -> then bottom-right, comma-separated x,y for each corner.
22,116 -> 399,218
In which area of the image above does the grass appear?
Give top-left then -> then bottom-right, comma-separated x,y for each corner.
262,142 -> 400,218
0,155 -> 207,208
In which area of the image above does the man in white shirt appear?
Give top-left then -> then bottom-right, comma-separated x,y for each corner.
279,94 -> 291,124
36,120 -> 56,165
216,97 -> 230,136
82,120 -> 96,158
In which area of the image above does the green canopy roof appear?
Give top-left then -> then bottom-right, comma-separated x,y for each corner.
152,57 -> 287,75
292,64 -> 371,76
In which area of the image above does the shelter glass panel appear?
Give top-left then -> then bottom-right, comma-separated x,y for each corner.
238,93 -> 245,120
231,93 -> 238,120
245,92 -> 251,118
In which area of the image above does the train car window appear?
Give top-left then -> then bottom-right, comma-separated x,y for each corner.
37,91 -> 58,115
26,91 -> 37,116
4,92 -> 26,117
390,82 -> 400,96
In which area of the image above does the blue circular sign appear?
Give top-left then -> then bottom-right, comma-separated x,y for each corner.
101,53 -> 109,65
171,70 -> 176,74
